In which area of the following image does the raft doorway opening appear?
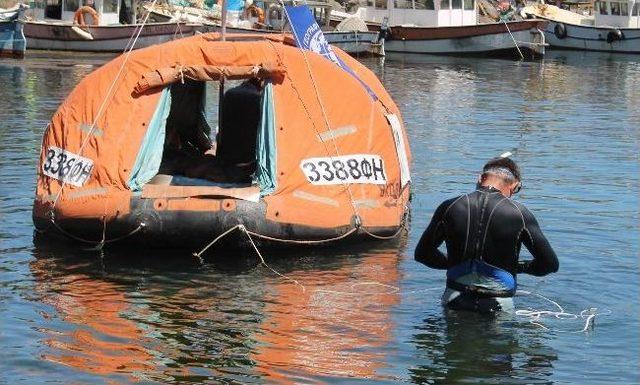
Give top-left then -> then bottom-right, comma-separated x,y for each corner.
128,77 -> 277,199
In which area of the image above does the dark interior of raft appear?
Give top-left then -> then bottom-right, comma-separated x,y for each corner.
153,78 -> 263,187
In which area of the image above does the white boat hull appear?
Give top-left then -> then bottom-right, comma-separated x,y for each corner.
387,20 -> 547,58
537,19 -> 640,53
324,31 -> 381,55
23,21 -> 197,52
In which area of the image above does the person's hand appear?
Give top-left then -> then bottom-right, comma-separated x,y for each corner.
517,260 -> 531,274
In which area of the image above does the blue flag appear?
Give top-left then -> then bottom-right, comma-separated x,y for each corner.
284,5 -> 377,101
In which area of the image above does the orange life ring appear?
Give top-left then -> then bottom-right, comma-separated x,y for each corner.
243,5 -> 265,24
74,6 -> 100,26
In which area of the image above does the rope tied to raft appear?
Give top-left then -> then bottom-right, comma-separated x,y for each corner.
193,226 -> 610,334
193,224 -> 306,292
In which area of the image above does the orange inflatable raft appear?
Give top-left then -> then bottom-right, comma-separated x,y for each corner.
32,33 -> 411,249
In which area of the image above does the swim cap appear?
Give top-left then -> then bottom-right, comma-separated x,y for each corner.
482,156 -> 521,181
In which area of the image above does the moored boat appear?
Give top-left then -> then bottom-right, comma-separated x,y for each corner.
0,4 -> 27,58
23,20 -> 198,52
347,0 -> 548,58
387,19 -> 548,57
523,1 -> 640,53
22,0 -> 198,52
32,33 -> 411,249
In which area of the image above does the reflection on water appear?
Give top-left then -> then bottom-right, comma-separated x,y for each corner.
254,249 -> 401,383
1,51 -> 638,384
410,312 -> 557,385
27,242 -> 405,384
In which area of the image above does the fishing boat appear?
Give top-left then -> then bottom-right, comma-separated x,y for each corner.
146,0 -> 384,55
0,4 -> 27,58
350,0 -> 548,58
21,0 -> 198,52
32,32 -> 411,249
523,1 -> 640,53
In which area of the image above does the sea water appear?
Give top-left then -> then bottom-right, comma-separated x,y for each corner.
0,50 -> 638,384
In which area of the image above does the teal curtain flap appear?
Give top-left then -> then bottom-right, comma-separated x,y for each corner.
128,88 -> 172,192
255,82 -> 277,196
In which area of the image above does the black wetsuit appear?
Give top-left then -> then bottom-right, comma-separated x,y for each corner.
415,185 -> 558,311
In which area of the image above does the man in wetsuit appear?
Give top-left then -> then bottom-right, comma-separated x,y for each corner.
414,155 -> 559,314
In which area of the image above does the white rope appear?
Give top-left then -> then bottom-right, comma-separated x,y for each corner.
193,225 -> 608,334
192,224 -> 243,262
502,19 -> 525,60
515,290 -> 611,333
49,221 -> 144,245
240,225 -> 306,293
245,227 -> 358,244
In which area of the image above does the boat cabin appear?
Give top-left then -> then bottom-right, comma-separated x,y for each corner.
358,0 -> 477,27
594,0 -> 640,27
26,0 -> 136,24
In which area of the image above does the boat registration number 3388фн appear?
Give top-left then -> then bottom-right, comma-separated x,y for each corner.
300,154 -> 387,185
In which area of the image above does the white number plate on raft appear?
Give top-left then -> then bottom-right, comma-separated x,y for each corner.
300,154 -> 387,185
42,146 -> 94,187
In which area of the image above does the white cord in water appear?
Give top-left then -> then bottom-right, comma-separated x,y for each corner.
515,290 -> 611,333
193,227 -> 610,333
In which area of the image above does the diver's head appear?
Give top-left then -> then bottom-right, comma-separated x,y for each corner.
478,153 -> 522,197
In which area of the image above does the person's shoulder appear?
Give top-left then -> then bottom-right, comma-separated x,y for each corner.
443,193 -> 468,206
507,199 -> 538,222
436,194 -> 468,214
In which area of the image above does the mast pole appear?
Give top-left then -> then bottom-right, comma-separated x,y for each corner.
220,0 -> 227,40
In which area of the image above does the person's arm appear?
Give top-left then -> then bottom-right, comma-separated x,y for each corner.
414,200 -> 450,269
517,205 -> 559,276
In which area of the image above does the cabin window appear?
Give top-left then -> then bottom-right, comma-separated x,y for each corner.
620,2 -> 628,15
634,2 -> 639,15
452,0 -> 462,9
368,0 -> 387,9
599,1 -> 609,14
440,0 -> 450,9
395,0 -> 413,8
416,0 -> 435,9
64,0 -> 79,11
463,0 -> 474,10
44,0 -> 62,19
610,1 -> 620,14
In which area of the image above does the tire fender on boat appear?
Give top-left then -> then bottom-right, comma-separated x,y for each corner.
606,29 -> 623,43
554,22 -> 567,39
74,6 -> 100,26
